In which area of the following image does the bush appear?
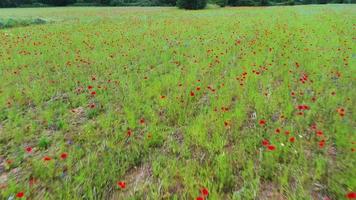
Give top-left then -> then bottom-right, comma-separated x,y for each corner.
227,0 -> 257,6
0,18 -> 48,29
177,0 -> 207,9
216,0 -> 228,7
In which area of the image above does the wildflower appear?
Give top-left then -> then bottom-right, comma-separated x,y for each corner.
43,156 -> 52,161
259,120 -> 266,126
262,139 -> 269,146
316,130 -> 323,136
60,153 -> 68,160
190,91 -> 195,97
267,145 -> 276,151
117,181 -> 126,189
140,118 -> 145,125
25,147 -> 32,153
200,188 -> 209,196
289,137 -> 295,143
346,192 -> 356,199
127,130 -> 132,137
319,140 -> 325,148
16,192 -> 24,198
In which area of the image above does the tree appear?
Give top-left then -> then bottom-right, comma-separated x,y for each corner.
260,0 -> 268,5
216,0 -> 228,7
40,0 -> 75,6
177,0 -> 207,9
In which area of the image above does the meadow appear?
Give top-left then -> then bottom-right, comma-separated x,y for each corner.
0,5 -> 355,200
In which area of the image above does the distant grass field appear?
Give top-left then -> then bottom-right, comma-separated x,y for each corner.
0,5 -> 355,200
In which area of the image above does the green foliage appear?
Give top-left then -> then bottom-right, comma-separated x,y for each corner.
38,137 -> 51,149
177,0 -> 207,9
215,0 -> 228,7
0,18 -> 47,29
0,5 -> 355,200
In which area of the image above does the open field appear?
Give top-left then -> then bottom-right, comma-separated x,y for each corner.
0,5 -> 355,200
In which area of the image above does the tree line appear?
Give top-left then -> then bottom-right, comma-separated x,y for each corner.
0,0 -> 354,10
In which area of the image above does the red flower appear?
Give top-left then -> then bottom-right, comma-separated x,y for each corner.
196,87 -> 201,91
160,95 -> 166,99
117,181 -> 126,189
43,156 -> 52,161
319,140 -> 325,148
88,85 -> 93,90
346,192 -> 356,199
89,103 -> 96,109
200,188 -> 209,196
16,192 -> 24,198
127,130 -> 132,137
267,145 -> 276,151
196,197 -> 204,200
25,147 -> 32,153
139,118 -> 145,125
316,130 -> 323,136
60,153 -> 68,160
275,128 -> 280,134
297,104 -> 310,111
190,91 -> 195,97
289,137 -> 295,143
91,91 -> 96,96
262,139 -> 269,146
259,120 -> 266,126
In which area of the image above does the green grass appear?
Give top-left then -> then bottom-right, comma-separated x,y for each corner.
0,5 -> 355,200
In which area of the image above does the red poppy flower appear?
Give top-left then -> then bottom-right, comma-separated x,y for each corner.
200,188 -> 209,196
275,128 -> 280,134
190,91 -> 195,97
262,139 -> 269,146
316,130 -> 323,136
25,147 -> 32,153
289,137 -> 295,143
346,192 -> 356,199
319,140 -> 325,148
43,156 -> 52,161
117,181 -> 126,189
91,91 -> 96,96
139,118 -> 145,125
127,130 -> 132,137
16,192 -> 24,198
267,145 -> 276,151
60,153 -> 68,160
196,197 -> 204,200
259,120 -> 266,126
196,87 -> 201,91
88,85 -> 93,90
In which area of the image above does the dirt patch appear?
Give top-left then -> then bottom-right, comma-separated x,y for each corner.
259,181 -> 286,200
110,164 -> 152,200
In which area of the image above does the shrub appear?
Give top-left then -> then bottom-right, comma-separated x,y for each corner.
216,0 -> 228,7
177,0 -> 207,9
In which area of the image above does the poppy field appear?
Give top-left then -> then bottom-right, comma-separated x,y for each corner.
0,5 -> 355,200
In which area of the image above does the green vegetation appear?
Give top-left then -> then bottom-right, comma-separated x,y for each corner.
0,0 -> 355,9
0,5 -> 355,200
0,18 -> 47,29
177,0 -> 207,9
